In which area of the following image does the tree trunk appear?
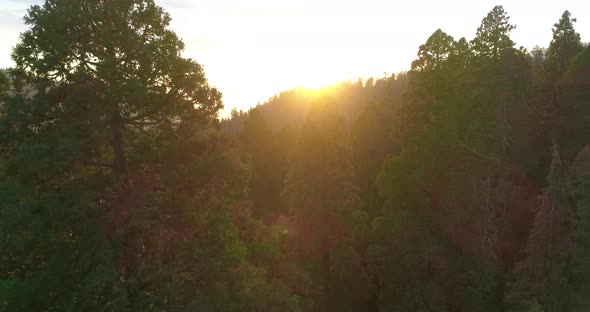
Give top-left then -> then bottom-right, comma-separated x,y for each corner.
321,224 -> 331,312
103,1 -> 142,308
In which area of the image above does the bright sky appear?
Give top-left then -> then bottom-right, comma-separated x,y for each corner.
1,1 -> 588,116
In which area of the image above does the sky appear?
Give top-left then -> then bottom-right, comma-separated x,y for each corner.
1,0 -> 588,117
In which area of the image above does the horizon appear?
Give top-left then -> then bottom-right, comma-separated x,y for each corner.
1,0 -> 588,117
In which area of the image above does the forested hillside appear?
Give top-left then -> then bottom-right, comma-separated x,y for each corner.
1,1 -> 589,311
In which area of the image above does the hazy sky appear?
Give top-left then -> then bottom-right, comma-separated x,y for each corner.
1,0 -> 588,116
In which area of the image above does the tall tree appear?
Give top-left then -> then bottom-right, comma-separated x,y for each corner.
466,6 -> 533,159
534,11 -> 584,168
0,0 -> 249,310
556,45 -> 590,161
545,11 -> 583,81
471,5 -> 516,61
509,144 -> 573,312
411,29 -> 456,72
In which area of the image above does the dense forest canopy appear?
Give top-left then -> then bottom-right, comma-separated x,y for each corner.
1,1 -> 590,311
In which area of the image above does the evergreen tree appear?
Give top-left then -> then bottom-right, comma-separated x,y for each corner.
509,144 -> 572,312
466,6 -> 532,158
545,11 -> 583,81
471,5 -> 516,61
0,1 -> 298,310
2,2 -> 590,311
411,29 -> 456,72
557,45 -> 590,161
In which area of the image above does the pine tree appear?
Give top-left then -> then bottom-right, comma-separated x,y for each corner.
411,29 -> 456,72
557,45 -> 590,161
466,6 -> 532,158
545,11 -> 583,81
0,1 -> 253,310
471,5 -> 516,61
509,144 -> 572,312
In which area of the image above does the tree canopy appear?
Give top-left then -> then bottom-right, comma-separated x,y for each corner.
2,3 -> 590,312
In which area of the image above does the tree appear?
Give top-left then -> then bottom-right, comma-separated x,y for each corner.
556,45 -> 590,161
465,6 -> 533,158
0,0 -> 236,310
9,0 -> 223,199
509,144 -> 573,312
471,5 -> 516,61
369,151 -> 449,312
545,11 -> 583,81
405,29 -> 469,159
449,37 -> 471,69
531,11 -> 583,173
411,29 -> 456,72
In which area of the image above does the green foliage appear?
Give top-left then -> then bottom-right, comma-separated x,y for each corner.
412,29 -> 456,72
367,197 -> 447,312
2,2 -> 590,311
471,5 -> 516,61
557,46 -> 590,161
0,70 -> 8,97
0,177 -> 121,311
1,1 -> 300,311
545,11 -> 583,80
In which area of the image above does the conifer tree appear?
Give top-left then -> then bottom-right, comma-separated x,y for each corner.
471,5 -> 516,61
545,11 -> 583,81
509,144 -> 572,312
0,1 -> 277,310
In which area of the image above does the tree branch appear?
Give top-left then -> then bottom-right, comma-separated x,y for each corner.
128,120 -> 158,126
123,87 -> 178,123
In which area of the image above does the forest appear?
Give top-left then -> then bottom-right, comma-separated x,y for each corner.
1,1 -> 590,311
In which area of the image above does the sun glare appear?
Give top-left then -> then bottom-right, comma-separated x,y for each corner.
297,70 -> 343,90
